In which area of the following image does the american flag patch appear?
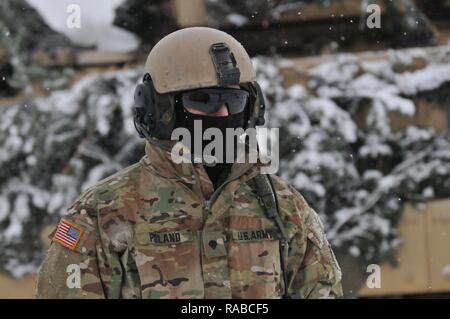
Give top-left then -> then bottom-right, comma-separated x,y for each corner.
52,219 -> 84,250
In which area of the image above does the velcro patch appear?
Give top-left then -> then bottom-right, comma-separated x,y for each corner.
148,229 -> 193,245
202,231 -> 227,258
52,219 -> 84,250
232,228 -> 278,243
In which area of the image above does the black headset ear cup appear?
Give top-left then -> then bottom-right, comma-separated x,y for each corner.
253,82 -> 266,126
133,74 -> 177,140
133,81 -> 157,137
241,82 -> 266,128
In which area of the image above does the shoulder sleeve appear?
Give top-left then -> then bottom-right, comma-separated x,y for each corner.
298,205 -> 343,298
36,187 -> 123,299
271,177 -> 343,298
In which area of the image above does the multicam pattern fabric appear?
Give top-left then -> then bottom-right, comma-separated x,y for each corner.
36,142 -> 343,299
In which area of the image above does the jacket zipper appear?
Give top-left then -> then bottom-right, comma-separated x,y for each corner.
191,163 -> 254,297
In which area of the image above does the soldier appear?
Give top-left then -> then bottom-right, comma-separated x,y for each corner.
36,27 -> 342,299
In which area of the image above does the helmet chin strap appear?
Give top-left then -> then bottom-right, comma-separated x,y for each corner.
140,127 -> 174,153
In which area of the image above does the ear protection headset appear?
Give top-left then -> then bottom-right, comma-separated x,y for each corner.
133,72 -> 177,141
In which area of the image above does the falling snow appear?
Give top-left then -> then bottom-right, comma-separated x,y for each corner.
1,44 -> 450,276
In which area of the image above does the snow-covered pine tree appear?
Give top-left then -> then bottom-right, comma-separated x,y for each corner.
0,69 -> 143,276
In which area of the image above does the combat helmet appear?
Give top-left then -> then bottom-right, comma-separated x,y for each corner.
133,27 -> 266,143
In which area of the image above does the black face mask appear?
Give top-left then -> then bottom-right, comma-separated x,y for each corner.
175,108 -> 245,187
175,107 -> 246,188
175,108 -> 246,159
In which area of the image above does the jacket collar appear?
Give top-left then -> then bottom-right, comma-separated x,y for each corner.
140,140 -> 261,187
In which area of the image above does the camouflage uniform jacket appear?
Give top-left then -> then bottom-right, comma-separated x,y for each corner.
36,142 -> 343,299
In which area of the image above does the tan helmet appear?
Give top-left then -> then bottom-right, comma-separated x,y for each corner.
144,27 -> 256,93
133,27 -> 265,142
